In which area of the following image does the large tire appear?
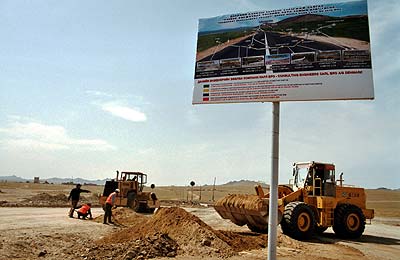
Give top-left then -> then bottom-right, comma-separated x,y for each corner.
315,226 -> 328,234
127,191 -> 136,208
129,198 -> 141,212
147,207 -> 156,214
333,204 -> 365,239
281,201 -> 316,240
247,224 -> 268,233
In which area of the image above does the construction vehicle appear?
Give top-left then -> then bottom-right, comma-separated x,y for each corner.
214,162 -> 374,240
99,171 -> 160,213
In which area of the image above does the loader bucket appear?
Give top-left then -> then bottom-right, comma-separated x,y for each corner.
214,194 -> 270,231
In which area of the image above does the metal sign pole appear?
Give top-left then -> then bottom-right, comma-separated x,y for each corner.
267,102 -> 280,260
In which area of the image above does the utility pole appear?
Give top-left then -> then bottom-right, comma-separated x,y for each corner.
212,177 -> 216,202
199,185 -> 202,201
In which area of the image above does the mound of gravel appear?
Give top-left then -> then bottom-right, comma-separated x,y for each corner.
22,193 -> 69,206
95,207 -> 268,258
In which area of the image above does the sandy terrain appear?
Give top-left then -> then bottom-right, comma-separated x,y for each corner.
0,206 -> 399,260
1,183 -> 399,259
295,34 -> 370,50
196,33 -> 257,61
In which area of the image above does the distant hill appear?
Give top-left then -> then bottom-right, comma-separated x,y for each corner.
0,175 -> 108,185
221,180 -> 269,187
198,26 -> 255,36
377,187 -> 390,190
0,175 -> 27,182
270,13 -> 370,42
45,177 -> 109,185
277,14 -> 334,26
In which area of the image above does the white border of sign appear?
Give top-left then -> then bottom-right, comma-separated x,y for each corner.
193,0 -> 374,104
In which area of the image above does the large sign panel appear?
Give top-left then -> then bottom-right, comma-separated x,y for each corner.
193,0 -> 374,104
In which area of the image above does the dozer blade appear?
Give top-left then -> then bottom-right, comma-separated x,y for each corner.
214,194 -> 270,231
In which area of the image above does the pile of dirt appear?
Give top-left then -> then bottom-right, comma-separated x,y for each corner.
22,193 -> 69,206
93,207 -> 148,227
0,192 -> 101,207
85,233 -> 178,260
95,207 -> 268,258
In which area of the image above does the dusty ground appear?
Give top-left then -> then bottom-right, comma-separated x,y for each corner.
195,33 -> 257,61
296,34 -> 371,50
0,206 -> 399,260
1,183 -> 399,259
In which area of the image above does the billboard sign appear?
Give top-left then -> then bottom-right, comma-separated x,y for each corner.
193,0 -> 374,104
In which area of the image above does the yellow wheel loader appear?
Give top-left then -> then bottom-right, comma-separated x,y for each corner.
214,162 -> 374,240
99,171 -> 160,213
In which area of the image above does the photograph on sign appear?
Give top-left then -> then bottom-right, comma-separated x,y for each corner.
193,0 -> 374,104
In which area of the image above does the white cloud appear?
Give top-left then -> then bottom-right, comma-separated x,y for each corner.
0,121 -> 116,151
87,90 -> 149,122
85,90 -> 114,97
100,102 -> 147,122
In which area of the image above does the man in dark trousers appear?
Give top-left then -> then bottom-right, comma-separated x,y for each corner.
68,184 -> 91,218
103,189 -> 119,224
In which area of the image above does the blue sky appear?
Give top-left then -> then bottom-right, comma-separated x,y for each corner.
0,0 -> 399,189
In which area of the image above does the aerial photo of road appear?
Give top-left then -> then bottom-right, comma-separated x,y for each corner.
199,29 -> 346,62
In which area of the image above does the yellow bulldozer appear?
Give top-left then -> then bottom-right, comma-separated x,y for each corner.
99,171 -> 160,213
214,162 -> 374,240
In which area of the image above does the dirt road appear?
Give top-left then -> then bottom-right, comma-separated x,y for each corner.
0,207 -> 399,260
186,207 -> 400,260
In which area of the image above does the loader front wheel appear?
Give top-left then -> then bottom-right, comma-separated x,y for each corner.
315,226 -> 328,234
129,198 -> 141,212
281,202 -> 315,240
127,191 -> 136,208
147,207 -> 156,214
333,204 -> 365,239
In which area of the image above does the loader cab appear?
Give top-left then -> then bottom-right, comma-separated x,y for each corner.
118,171 -> 147,193
293,162 -> 336,196
102,171 -> 147,198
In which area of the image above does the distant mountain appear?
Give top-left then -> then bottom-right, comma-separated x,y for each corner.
0,175 -> 27,182
45,177 -> 109,185
0,175 -> 109,185
221,179 -> 269,187
199,26 -> 255,36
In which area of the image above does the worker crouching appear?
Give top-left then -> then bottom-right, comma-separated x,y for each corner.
103,189 -> 120,224
77,203 -> 93,220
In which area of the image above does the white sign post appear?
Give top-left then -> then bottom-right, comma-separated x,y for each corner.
268,102 -> 280,260
193,1 -> 374,259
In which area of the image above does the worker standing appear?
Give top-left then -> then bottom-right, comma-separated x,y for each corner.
103,189 -> 120,224
68,184 -> 91,218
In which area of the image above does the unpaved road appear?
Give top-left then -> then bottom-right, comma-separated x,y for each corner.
186,207 -> 400,260
0,207 -> 399,260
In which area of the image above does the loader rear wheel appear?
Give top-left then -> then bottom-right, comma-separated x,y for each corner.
281,201 -> 315,240
247,224 -> 268,234
333,204 -> 365,239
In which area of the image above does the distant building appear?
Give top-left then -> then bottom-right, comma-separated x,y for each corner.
34,177 -> 40,184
